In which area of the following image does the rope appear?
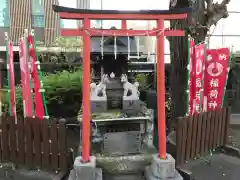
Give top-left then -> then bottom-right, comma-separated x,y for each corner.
101,34 -> 104,60
127,33 -> 130,60
146,31 -> 151,60
83,28 -> 166,37
114,33 -> 117,60
136,36 -> 140,59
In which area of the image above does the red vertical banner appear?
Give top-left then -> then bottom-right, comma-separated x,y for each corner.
203,48 -> 230,111
19,39 -> 26,116
186,38 -> 195,115
193,43 -> 205,114
28,34 -> 44,119
19,38 -> 33,117
8,41 -> 16,116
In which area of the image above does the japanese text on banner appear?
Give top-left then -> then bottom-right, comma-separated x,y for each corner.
187,39 -> 195,115
193,43 -> 205,114
8,42 -> 16,116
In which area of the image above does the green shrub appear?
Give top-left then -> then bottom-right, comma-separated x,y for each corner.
2,69 -> 83,117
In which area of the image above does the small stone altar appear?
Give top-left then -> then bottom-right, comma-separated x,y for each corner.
77,34 -> 156,179
52,5 -> 189,180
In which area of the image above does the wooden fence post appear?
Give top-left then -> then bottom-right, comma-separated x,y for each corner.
58,119 -> 68,173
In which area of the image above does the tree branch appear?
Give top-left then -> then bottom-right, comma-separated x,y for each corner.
219,0 -> 231,7
170,0 -> 178,7
206,0 -> 230,27
206,0 -> 214,13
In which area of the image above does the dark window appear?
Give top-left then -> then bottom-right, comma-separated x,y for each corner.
32,0 -> 44,27
0,0 -> 10,27
32,15 -> 44,27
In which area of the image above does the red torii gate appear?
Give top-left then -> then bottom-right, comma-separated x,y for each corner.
53,5 -> 189,162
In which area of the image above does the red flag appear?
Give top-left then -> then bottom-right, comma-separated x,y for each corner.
203,48 -> 230,111
192,43 -> 205,114
28,35 -> 44,119
8,41 -> 16,116
19,38 -> 33,117
187,39 -> 195,115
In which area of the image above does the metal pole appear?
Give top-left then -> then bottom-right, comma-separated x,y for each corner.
156,18 -> 166,159
101,0 -> 103,28
0,58 -> 3,117
81,18 -> 91,162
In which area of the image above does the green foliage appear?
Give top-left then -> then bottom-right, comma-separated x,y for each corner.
135,73 -> 150,90
44,69 -> 83,117
53,36 -> 82,51
2,69 -> 83,117
1,86 -> 23,114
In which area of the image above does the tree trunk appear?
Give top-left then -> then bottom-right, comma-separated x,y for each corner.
169,0 -> 231,123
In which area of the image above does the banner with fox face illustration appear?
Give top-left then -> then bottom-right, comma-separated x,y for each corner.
203,48 -> 230,111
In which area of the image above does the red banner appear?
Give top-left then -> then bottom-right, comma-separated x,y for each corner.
192,43 -> 205,114
28,35 -> 44,119
203,48 -> 230,111
8,41 -> 16,116
19,38 -> 33,117
187,39 -> 195,115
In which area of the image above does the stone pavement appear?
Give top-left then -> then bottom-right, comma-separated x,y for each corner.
228,114 -> 240,148
179,153 -> 240,180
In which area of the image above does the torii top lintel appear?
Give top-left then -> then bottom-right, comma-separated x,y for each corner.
53,5 -> 191,20
53,5 -> 190,37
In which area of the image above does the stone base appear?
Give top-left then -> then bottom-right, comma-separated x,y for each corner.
68,156 -> 102,180
122,99 -> 141,111
104,173 -> 145,180
145,166 -> 183,180
91,100 -> 107,113
145,154 -> 183,180
96,153 -> 153,174
103,131 -> 141,155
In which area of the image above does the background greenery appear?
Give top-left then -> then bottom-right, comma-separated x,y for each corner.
2,69 -> 83,118
2,69 -> 155,118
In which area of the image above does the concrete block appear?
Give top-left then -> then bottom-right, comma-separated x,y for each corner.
70,156 -> 102,180
68,169 -> 76,180
150,154 -> 175,179
145,166 -> 183,180
69,168 -> 102,180
95,168 -> 103,180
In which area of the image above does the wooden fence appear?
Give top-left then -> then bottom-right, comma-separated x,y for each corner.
176,108 -> 230,165
0,116 -> 72,173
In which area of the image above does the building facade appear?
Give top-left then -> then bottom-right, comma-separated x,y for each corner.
0,0 -> 59,48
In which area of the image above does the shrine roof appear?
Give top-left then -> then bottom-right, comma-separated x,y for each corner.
52,5 -> 191,15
